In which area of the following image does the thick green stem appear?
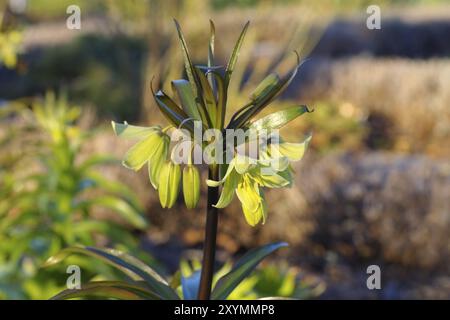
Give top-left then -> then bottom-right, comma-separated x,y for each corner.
198,165 -> 219,300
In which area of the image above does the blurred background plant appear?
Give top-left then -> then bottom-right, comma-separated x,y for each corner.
0,0 -> 449,299
0,92 -> 153,299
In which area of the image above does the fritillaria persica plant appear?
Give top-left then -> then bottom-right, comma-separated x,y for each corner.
45,20 -> 312,300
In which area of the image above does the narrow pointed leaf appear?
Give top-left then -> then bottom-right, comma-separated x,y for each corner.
171,79 -> 202,121
195,67 -> 217,125
249,106 -> 311,131
80,195 -> 147,229
51,281 -> 162,300
211,242 -> 288,300
225,21 -> 250,82
154,90 -> 190,129
208,20 -> 216,93
173,19 -> 199,96
250,73 -> 281,102
43,246 -> 180,300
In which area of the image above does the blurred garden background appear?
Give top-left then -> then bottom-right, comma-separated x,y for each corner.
0,0 -> 449,299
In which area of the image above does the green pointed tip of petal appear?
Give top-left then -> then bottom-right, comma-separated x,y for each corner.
206,179 -> 222,187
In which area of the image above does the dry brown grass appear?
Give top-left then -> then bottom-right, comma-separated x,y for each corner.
297,57 -> 450,158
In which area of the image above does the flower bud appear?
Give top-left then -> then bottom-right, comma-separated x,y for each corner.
183,164 -> 200,209
158,161 -> 181,208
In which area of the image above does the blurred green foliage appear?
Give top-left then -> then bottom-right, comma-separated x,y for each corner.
290,101 -> 365,153
19,35 -> 146,121
0,92 -> 149,299
177,259 -> 325,299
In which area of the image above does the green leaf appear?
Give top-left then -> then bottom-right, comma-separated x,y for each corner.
211,242 -> 288,300
111,121 -> 160,139
173,19 -> 200,101
154,90 -> 190,129
181,270 -> 201,300
86,195 -> 147,229
195,67 -> 217,125
171,79 -> 202,121
228,57 -> 305,129
78,154 -> 117,172
249,106 -> 311,131
211,71 -> 227,129
51,281 -> 162,300
225,21 -> 250,83
208,19 -> 216,93
43,246 -> 180,300
250,73 -> 281,102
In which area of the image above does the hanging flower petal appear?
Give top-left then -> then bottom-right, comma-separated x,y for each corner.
148,134 -> 170,189
122,131 -> 163,171
214,170 -> 241,208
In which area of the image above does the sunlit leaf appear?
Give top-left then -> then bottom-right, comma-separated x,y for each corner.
212,242 -> 288,300
43,246 -> 180,300
225,21 -> 250,83
51,281 -> 162,300
249,106 -> 311,131
171,79 -> 202,121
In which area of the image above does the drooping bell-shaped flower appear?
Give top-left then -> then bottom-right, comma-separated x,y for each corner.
158,160 -> 181,209
183,164 -> 201,209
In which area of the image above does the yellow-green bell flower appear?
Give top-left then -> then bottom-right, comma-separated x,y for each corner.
158,161 -> 181,208
147,134 -> 170,189
112,121 -> 169,189
183,164 -> 201,209
236,175 -> 267,226
207,134 -> 311,226
267,135 -> 312,161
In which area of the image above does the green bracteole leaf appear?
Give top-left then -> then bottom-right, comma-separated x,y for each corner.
51,281 -> 162,300
228,56 -> 305,129
249,105 -> 312,131
211,242 -> 288,300
211,70 -> 227,129
208,19 -> 216,94
225,21 -> 250,83
154,90 -> 191,130
195,67 -> 217,125
173,19 -> 212,128
171,79 -> 202,121
250,73 -> 281,102
43,246 -> 180,300
173,18 -> 199,98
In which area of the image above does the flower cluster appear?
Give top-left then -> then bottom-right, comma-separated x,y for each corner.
112,20 -> 312,227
